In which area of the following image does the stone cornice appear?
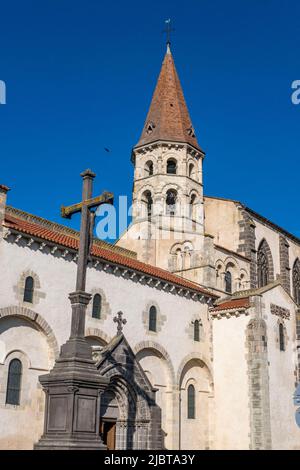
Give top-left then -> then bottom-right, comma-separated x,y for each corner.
4,228 -> 215,303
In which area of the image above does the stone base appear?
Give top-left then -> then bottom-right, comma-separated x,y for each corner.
34,436 -> 106,450
35,291 -> 110,451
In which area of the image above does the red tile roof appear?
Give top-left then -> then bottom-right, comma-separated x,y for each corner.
135,46 -> 203,152
4,212 -> 216,298
210,298 -> 250,312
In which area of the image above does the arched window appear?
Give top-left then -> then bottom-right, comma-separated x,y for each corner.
149,306 -> 157,332
187,384 -> 195,419
183,247 -> 191,270
23,276 -> 34,303
141,190 -> 153,220
166,189 -> 177,216
189,193 -> 197,219
167,159 -> 177,174
225,271 -> 232,294
176,248 -> 183,271
188,163 -> 195,179
145,161 -> 153,177
92,294 -> 102,319
194,320 -> 200,342
293,259 -> 300,305
6,359 -> 22,405
279,323 -> 285,351
257,240 -> 272,288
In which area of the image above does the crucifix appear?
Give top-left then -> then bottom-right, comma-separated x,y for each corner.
61,169 -> 113,293
113,311 -> 127,336
163,19 -> 175,46
60,169 -> 113,341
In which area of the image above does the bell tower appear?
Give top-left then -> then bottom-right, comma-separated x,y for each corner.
118,44 -> 206,282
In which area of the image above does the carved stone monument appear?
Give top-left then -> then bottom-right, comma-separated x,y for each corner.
35,170 -> 113,450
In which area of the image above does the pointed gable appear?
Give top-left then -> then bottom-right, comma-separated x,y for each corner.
97,334 -> 156,398
136,45 -> 203,152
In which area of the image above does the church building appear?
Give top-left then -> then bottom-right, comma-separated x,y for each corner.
0,44 -> 299,450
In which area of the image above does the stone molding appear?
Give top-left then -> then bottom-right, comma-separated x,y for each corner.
0,306 -> 59,362
270,303 -> 290,320
133,340 -> 176,386
176,352 -> 213,388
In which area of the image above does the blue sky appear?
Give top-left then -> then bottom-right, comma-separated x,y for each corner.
0,0 -> 299,238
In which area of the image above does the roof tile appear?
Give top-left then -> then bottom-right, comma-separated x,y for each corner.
136,46 -> 203,152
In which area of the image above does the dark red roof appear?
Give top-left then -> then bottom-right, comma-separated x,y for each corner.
211,298 -> 250,312
136,46 -> 203,152
4,212 -> 216,298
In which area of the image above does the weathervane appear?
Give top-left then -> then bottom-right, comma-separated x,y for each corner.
163,19 -> 175,46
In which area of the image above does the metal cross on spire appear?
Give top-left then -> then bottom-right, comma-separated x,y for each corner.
163,19 -> 175,46
113,311 -> 127,336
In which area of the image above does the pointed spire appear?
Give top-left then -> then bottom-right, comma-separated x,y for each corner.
135,46 -> 203,152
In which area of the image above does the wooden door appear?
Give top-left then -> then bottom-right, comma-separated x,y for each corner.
100,421 -> 116,450
106,422 -> 116,450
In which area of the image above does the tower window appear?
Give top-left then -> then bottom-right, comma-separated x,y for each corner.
189,163 -> 195,178
166,189 -> 177,216
92,294 -> 102,319
6,359 -> 22,406
279,323 -> 285,351
23,276 -> 34,303
189,193 -> 197,219
187,384 -> 195,419
225,271 -> 232,294
167,159 -> 177,175
145,161 -> 153,177
142,190 -> 153,220
149,306 -> 157,332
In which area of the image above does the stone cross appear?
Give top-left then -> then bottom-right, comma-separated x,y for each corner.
114,311 -> 127,335
61,169 -> 113,292
35,169 -> 113,451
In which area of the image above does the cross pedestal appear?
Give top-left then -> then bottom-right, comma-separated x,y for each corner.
35,171 -> 113,450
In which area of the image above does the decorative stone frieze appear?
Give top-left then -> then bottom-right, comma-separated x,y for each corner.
270,303 -> 290,320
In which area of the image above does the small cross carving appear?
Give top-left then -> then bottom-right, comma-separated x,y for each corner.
113,311 -> 127,335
